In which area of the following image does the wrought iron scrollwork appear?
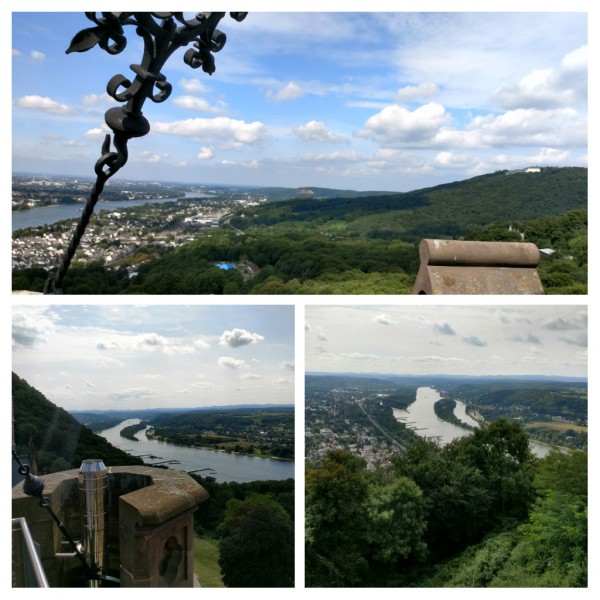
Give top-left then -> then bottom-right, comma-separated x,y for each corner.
45,12 -> 246,294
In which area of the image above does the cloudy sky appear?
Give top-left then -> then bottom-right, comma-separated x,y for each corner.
11,6 -> 588,191
306,305 -> 588,378
12,304 -> 295,411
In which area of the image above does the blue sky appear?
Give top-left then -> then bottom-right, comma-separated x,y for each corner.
306,305 -> 588,378
12,304 -> 295,410
11,7 -> 588,192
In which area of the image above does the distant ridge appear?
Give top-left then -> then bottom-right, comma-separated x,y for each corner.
306,372 -> 587,383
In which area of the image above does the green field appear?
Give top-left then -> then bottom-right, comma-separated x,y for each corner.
194,535 -> 224,588
526,421 -> 588,433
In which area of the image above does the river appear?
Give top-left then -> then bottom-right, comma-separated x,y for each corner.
98,419 -> 295,483
12,190 -> 210,231
393,386 -> 554,458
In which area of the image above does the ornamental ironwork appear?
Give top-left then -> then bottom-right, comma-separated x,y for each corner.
44,12 -> 247,294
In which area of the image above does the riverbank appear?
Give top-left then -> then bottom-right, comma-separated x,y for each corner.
99,418 -> 295,483
433,397 -> 474,430
145,427 -> 294,462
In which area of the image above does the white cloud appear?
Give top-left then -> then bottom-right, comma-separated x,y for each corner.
30,50 -> 45,61
462,336 -> 487,347
341,352 -> 381,361
12,311 -> 53,348
81,93 -> 115,106
193,338 -> 210,350
97,340 -> 119,351
545,314 -> 587,331
198,146 -> 214,160
491,46 -> 587,110
396,82 -> 438,102
128,332 -> 200,356
302,151 -> 358,163
153,117 -> 265,149
220,328 -> 265,348
138,150 -> 162,164
374,314 -> 396,326
358,102 -> 451,146
433,323 -> 457,336
15,95 -> 72,116
559,334 -> 587,348
295,120 -> 347,144
434,151 -> 476,169
461,107 -> 587,148
270,81 -> 303,101
84,127 -> 108,141
132,333 -> 169,351
172,95 -> 222,114
242,159 -> 260,168
179,78 -> 208,95
218,356 -> 247,369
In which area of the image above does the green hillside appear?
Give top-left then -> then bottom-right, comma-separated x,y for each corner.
12,372 -> 143,475
232,167 -> 586,242
12,167 -> 587,294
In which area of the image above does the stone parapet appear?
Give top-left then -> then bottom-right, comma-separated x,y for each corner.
12,465 -> 208,587
413,239 -> 544,294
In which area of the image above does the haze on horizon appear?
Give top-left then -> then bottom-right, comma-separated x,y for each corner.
12,304 -> 295,411
11,9 -> 587,192
305,305 -> 587,379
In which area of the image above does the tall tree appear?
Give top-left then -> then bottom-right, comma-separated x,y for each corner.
219,505 -> 294,587
305,451 -> 369,586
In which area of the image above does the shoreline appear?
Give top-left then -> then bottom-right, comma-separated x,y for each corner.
145,430 -> 294,463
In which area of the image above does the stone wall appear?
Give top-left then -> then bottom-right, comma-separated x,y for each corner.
12,465 -> 208,587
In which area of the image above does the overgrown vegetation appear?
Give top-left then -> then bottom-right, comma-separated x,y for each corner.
191,475 -> 295,587
305,421 -> 587,587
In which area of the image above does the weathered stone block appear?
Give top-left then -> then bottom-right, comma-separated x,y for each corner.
413,239 -> 544,294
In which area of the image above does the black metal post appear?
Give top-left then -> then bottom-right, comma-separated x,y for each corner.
44,12 -> 247,294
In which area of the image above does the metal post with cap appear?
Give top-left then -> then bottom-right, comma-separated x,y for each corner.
44,12 -> 247,294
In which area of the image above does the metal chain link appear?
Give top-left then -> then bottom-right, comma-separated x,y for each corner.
44,134 -> 128,294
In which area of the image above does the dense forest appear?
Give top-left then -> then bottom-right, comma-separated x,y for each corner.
190,474 -> 295,587
306,421 -> 587,587
12,372 -> 144,474
13,167 -> 587,294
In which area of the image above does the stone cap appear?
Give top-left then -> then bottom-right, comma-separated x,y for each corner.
413,239 -> 544,295
113,466 -> 209,528
419,239 -> 540,267
13,465 -> 209,528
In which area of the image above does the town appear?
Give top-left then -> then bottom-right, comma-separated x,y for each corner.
12,174 -> 268,278
305,376 -> 419,469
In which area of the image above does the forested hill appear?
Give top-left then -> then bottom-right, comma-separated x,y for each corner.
232,166 -> 586,241
12,372 -> 143,476
12,166 -> 586,294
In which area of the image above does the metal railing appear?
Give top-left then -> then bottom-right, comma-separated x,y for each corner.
12,517 -> 50,588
